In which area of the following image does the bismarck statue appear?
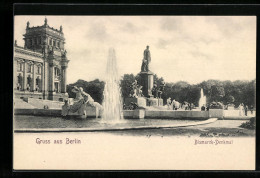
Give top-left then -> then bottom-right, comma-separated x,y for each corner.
124,45 -> 163,108
141,45 -> 151,72
139,45 -> 154,97
139,45 -> 163,106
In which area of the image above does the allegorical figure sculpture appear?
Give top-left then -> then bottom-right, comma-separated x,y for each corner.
141,45 -> 151,72
62,86 -> 102,118
129,80 -> 143,98
158,81 -> 165,98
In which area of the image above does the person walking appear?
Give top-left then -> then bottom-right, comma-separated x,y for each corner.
239,103 -> 243,116
201,105 -> 206,111
250,105 -> 254,115
241,103 -> 245,116
166,97 -> 172,110
244,105 -> 248,116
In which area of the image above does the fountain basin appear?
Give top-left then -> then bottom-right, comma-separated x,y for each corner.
14,109 -> 224,119
14,115 -> 218,133
14,108 -> 224,119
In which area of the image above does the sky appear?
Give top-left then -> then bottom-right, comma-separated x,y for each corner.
14,16 -> 256,84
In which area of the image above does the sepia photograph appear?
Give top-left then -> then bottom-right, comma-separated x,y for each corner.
13,15 -> 256,170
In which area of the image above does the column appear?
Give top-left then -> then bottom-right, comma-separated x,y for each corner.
40,65 -> 43,92
41,66 -> 44,92
32,63 -> 36,91
61,66 -> 67,93
42,61 -> 48,99
23,62 -> 27,90
49,64 -> 54,92
14,60 -> 17,90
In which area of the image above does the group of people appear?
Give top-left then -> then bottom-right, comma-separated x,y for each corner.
166,97 -> 190,110
200,105 -> 210,111
238,103 -> 254,116
182,102 -> 195,111
167,97 -> 210,111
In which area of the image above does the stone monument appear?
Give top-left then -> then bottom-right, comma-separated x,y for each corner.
139,46 -> 154,97
138,46 -> 163,106
124,45 -> 163,108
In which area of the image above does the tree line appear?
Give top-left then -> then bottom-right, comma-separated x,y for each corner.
67,74 -> 255,107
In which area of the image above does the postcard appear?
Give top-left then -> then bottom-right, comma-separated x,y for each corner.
13,15 -> 256,170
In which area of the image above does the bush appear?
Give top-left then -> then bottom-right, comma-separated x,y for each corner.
239,117 -> 256,129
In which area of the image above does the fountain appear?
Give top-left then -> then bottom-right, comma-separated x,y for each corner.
102,48 -> 124,122
199,88 -> 206,108
15,46 -> 219,134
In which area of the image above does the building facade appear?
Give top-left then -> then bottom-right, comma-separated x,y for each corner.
14,18 -> 69,101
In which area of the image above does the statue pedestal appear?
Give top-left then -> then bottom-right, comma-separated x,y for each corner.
147,97 -> 163,107
139,71 -> 154,97
124,97 -> 146,107
158,98 -> 163,106
124,97 -> 163,107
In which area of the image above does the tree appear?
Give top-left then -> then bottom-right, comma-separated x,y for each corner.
120,74 -> 136,98
224,95 -> 235,105
210,84 -> 225,102
66,76 -> 255,108
154,74 -> 165,87
186,85 -> 200,106
67,79 -> 104,104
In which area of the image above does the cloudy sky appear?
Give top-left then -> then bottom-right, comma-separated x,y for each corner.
14,16 -> 256,84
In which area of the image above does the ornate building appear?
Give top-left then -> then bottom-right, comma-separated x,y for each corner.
14,18 -> 69,101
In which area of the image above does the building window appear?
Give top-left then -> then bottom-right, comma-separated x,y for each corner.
49,39 -> 52,45
55,67 -> 60,77
27,75 -> 32,91
37,65 -> 41,74
53,40 -> 56,47
57,41 -> 60,48
54,82 -> 59,93
17,74 -> 23,90
36,77 -> 41,92
17,63 -> 23,71
27,64 -> 33,73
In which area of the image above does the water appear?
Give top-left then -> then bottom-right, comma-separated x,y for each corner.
199,88 -> 206,108
102,48 -> 124,122
14,115 -> 203,129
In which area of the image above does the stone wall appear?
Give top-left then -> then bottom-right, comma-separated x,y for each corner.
124,97 -> 146,107
14,106 -> 100,118
23,97 -> 64,109
145,110 -> 209,119
208,109 -> 224,118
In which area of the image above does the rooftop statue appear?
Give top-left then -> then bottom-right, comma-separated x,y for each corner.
44,17 -> 48,26
26,21 -> 30,29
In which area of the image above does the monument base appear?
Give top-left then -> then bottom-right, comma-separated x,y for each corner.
139,71 -> 154,97
147,98 -> 163,107
124,97 -> 147,108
